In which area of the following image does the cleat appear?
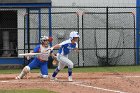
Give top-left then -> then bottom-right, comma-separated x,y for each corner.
68,76 -> 73,82
39,73 -> 49,78
42,75 -> 49,78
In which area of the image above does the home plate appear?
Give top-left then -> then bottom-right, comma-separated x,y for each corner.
0,81 -> 9,83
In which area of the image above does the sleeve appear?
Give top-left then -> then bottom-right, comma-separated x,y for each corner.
59,40 -> 69,46
33,45 -> 40,53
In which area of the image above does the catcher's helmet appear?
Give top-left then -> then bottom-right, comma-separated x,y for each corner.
69,31 -> 80,40
40,36 -> 49,43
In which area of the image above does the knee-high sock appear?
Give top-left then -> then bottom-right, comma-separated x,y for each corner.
68,68 -> 72,76
52,67 -> 60,77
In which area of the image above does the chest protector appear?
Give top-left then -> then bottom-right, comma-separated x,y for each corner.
37,45 -> 51,61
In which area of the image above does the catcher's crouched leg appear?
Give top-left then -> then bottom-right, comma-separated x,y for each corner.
42,75 -> 49,78
39,73 -> 49,78
15,66 -> 30,79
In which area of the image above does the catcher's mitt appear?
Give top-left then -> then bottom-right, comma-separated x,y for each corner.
52,59 -> 58,65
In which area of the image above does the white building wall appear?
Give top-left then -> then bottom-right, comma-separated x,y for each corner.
52,0 -> 136,7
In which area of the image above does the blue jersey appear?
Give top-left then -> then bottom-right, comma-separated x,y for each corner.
58,39 -> 78,55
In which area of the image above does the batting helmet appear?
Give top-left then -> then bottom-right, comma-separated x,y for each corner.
69,31 -> 80,40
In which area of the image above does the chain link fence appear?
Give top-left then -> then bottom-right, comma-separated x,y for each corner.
0,7 -> 137,67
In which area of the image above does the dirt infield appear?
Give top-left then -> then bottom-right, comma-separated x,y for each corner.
0,72 -> 140,93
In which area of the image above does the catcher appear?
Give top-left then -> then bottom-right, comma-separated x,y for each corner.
50,31 -> 80,81
15,36 -> 56,79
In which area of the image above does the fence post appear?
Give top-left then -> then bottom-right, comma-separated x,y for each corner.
26,8 -> 30,53
77,12 -> 80,67
82,12 -> 84,67
23,14 -> 26,66
48,7 -> 52,47
106,7 -> 109,65
136,0 -> 140,65
38,9 -> 41,42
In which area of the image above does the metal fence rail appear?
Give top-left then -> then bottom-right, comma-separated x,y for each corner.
0,7 -> 137,67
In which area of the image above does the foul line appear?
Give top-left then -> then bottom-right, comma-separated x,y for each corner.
70,81 -> 127,93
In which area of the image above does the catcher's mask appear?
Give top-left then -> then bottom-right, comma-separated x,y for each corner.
40,36 -> 49,43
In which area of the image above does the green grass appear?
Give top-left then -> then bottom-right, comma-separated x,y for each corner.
0,89 -> 57,93
73,66 -> 140,72
0,66 -> 140,74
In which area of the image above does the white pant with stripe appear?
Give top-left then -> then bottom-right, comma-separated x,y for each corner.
57,53 -> 73,70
